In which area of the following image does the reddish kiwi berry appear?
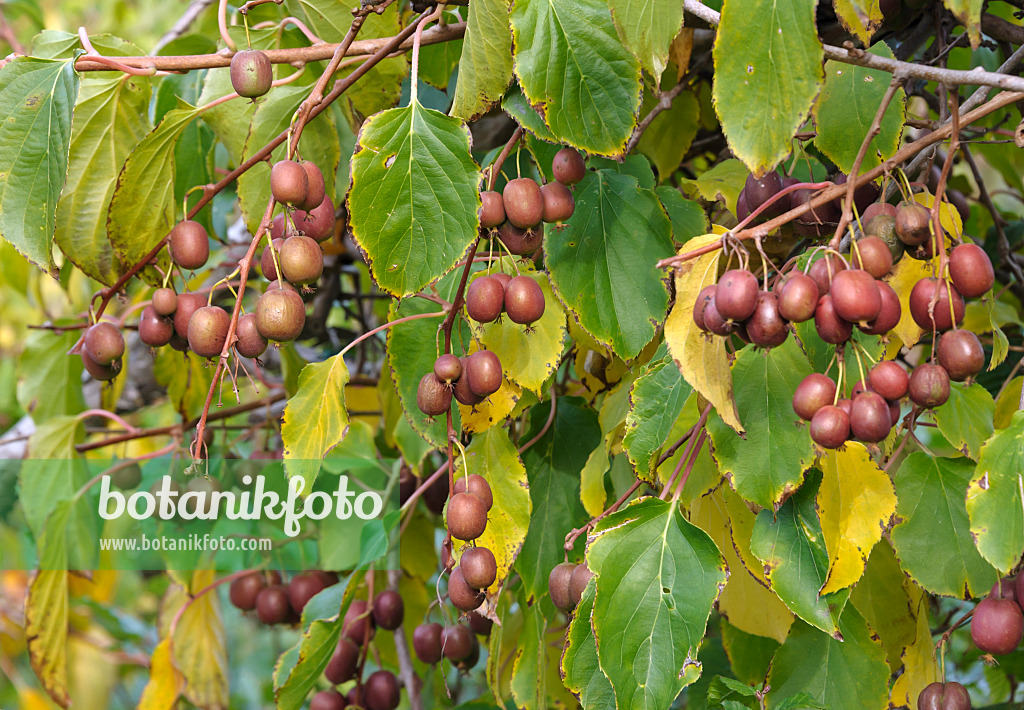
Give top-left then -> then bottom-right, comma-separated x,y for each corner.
743,171 -> 786,219
808,255 -> 846,296
793,373 -> 837,421
937,329 -> 985,381
287,572 -> 326,616
294,196 -> 335,242
467,611 -> 493,636
992,577 -> 1017,601
417,373 -> 452,417
266,279 -> 296,293
479,191 -> 505,229
256,585 -> 291,624
850,392 -> 892,443
549,562 -> 577,610
84,322 -> 125,365
791,188 -> 840,237
255,288 -> 305,342
342,599 -> 375,645
703,296 -> 737,337
949,242 -> 995,297
454,636 -> 481,671
861,282 -> 902,335
433,353 -> 463,384
905,233 -> 941,261
498,222 -> 542,255
413,622 -> 443,663
229,572 -> 266,611
831,269 -> 882,324
364,670 -> 401,710
447,492 -> 488,541
453,358 -> 484,406
460,547 -> 497,589
492,272 -> 512,291
449,567 -> 485,611
169,220 -> 210,270
908,364 -> 951,408
372,590 -> 405,630
441,624 -> 475,662
187,306 -> 231,358
270,213 -> 288,240
853,237 -> 894,278
280,235 -> 323,286
260,238 -> 284,280
502,178 -> 544,228
868,361 -> 909,400
862,202 -> 898,221
837,398 -> 853,418
466,350 -> 502,397
173,292 -> 205,340
917,682 -> 971,710
504,275 -> 546,325
553,148 -> 586,185
453,474 -> 492,510
152,288 -> 178,316
230,49 -> 272,98
568,564 -> 595,607
715,269 -> 759,321
310,689 -> 347,710
466,275 -> 505,323
541,181 -> 575,223
851,379 -> 872,398
235,312 -> 268,359
746,292 -> 788,348
692,284 -> 717,331
298,162 -> 326,211
778,273 -> 819,323
271,160 -> 308,207
814,295 -> 853,344
111,462 -> 142,490
909,278 -> 964,332
810,405 -> 850,449
972,596 -> 1024,655
894,201 -> 932,246
325,635 -> 362,680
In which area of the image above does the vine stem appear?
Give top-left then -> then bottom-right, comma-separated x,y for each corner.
660,403 -> 712,500
78,27 -> 156,75
670,429 -> 708,505
217,0 -> 235,50
517,389 -> 557,454
338,311 -> 447,360
564,478 -> 643,551
76,409 -> 137,432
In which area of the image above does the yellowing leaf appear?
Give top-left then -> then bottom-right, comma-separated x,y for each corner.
832,0 -> 882,44
664,234 -> 742,433
26,571 -> 68,708
580,444 -> 609,517
282,353 -> 350,494
166,570 -> 228,709
887,254 -> 937,348
458,376 -> 522,433
18,688 -> 56,710
889,594 -> 938,708
912,191 -> 962,238
995,377 -> 1022,430
137,639 -> 184,710
817,443 -> 897,594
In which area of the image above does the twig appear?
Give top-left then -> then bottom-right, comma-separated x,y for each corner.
152,0 -> 218,54
517,389 -> 557,454
564,478 -> 644,551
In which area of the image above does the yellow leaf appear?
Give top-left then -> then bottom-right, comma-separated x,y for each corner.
665,233 -> 742,433
19,688 -> 57,710
458,371 -> 522,434
912,191 -> 963,239
344,383 -> 382,429
166,570 -> 228,709
137,639 -> 184,710
282,352 -> 350,494
995,377 -> 1023,430
669,28 -> 694,82
723,485 -> 768,585
887,255 -> 934,349
68,636 -> 117,710
26,570 -> 68,708
579,444 -> 609,517
689,489 -> 793,644
817,443 -> 897,594
832,0 -> 882,43
889,594 -> 938,709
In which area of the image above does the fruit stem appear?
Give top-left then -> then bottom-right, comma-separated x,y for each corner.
835,357 -> 846,405
851,341 -> 867,393
450,435 -> 470,481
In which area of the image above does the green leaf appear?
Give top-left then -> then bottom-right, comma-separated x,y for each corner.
451,0 -> 513,120
509,598 -> 549,710
55,72 -> 151,285
623,357 -> 693,480
638,88 -> 700,182
152,348 -> 214,419
17,330 -> 85,421
656,185 -> 709,245
712,0 -> 824,173
720,621 -> 781,686
849,540 -> 922,671
588,496 -> 727,709
750,471 -> 848,636
107,105 -> 199,281
545,169 -> 673,359
0,56 -> 79,274
682,157 -> 748,215
502,86 -> 558,143
890,452 -> 997,598
561,578 -> 615,708
967,411 -> 1024,575
932,381 -> 994,460
707,340 -> 816,510
348,100 -> 481,296
20,416 -> 87,539
510,0 -> 642,155
281,353 -> 351,496
517,399 -> 598,600
813,43 -> 906,174
765,608 -> 890,710
607,0 -> 684,77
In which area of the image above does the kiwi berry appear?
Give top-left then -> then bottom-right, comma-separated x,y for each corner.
453,473 -> 493,510
568,564 -> 595,607
909,278 -> 964,332
917,682 -> 970,710
743,171 -> 786,219
971,596 -> 1024,655
467,610 -> 493,636
460,546 -> 497,589
502,178 -> 544,228
260,238 -> 284,280
324,637 -> 359,683
541,181 -> 575,223
745,291 -> 788,349
287,571 -> 327,616
447,492 -> 488,541
433,353 -> 463,384
298,162 -> 326,211
908,364 -> 950,408
187,306 -> 231,358
692,284 -> 717,331
715,269 -> 759,321
861,281 -> 901,335
504,275 -> 545,325
552,148 -> 586,185
111,462 -> 142,490
548,562 -> 577,610
293,196 -> 336,242
850,392 -> 892,443
703,296 -> 738,337
792,373 -> 837,421
413,622 -> 444,664
814,295 -> 853,344
948,242 -> 995,298
270,160 -> 308,207
864,213 -> 904,261
808,254 -> 846,296
441,624 -> 475,662
809,405 -> 850,449
831,174 -> 880,214
230,49 -> 273,98
342,599 -> 375,645
310,690 -> 347,710
868,361 -> 909,401
448,566 -> 485,611
169,220 -> 210,270
417,373 -> 452,417
256,585 -> 291,625
82,351 -> 120,381
479,191 -> 505,229
466,275 -> 505,323
255,289 -> 305,342
270,213 -> 288,241
936,329 -> 985,381
140,305 -> 174,347
229,571 -> 267,611
852,237 -> 894,278
894,201 -> 932,246
372,590 -> 405,630
152,288 -> 178,316
280,235 -> 323,286
466,350 -> 503,397
498,222 -> 542,255
235,312 -> 268,359
84,322 -> 125,366
777,273 -> 819,323
364,669 -> 401,710
453,358 -> 484,406
830,269 -> 882,324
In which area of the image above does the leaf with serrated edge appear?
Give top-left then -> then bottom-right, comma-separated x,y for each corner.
816,443 -> 897,595
451,0 -> 514,120
458,376 -> 521,434
282,353 -> 350,495
510,0 -> 641,156
561,578 -> 615,708
943,0 -> 982,45
17,330 -> 85,421
164,570 -> 227,709
849,540 -> 922,671
707,340 -> 815,510
588,496 -> 726,709
607,0 -> 684,77
967,410 -> 1024,574
348,100 -> 480,296
832,0 -> 883,43
664,233 -> 742,432
890,452 -> 997,597
932,381 -> 994,460
712,0 -> 823,173
623,358 -> 693,480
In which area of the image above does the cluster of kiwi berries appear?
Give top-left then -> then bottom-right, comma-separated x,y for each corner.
417,351 -> 503,416
411,612 -> 491,671
444,475 -> 497,612
229,568 -> 339,625
547,561 -> 595,612
466,270 -> 546,328
480,148 -> 585,256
